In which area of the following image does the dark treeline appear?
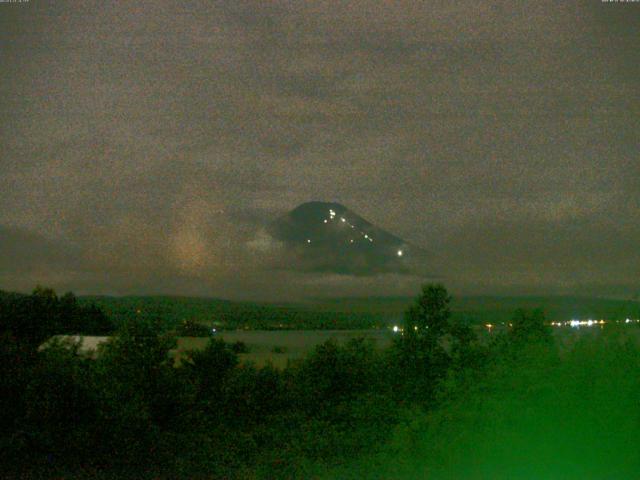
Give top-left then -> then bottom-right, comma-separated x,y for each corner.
85,294 -> 640,333
0,287 -> 114,342
1,285 -> 638,479
85,295 -> 392,331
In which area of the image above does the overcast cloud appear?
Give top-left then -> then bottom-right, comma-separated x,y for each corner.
1,1 -> 638,300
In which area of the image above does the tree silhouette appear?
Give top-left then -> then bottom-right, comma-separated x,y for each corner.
395,284 -> 453,403
404,283 -> 452,338
509,308 -> 552,345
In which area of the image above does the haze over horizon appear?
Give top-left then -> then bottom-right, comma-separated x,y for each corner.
1,2 -> 639,301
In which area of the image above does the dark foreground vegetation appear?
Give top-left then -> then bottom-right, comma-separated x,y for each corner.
2,285 -> 640,479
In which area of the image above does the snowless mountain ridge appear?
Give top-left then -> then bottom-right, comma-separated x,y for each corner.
267,201 -> 428,276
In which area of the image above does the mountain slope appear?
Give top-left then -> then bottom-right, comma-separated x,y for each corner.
267,201 -> 429,275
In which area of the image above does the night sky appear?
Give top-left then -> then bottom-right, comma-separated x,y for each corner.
1,1 -> 638,300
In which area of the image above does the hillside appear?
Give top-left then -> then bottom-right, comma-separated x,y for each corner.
79,294 -> 640,331
309,295 -> 640,323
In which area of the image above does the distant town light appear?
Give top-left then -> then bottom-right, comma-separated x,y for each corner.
397,249 -> 403,257
307,239 -> 311,244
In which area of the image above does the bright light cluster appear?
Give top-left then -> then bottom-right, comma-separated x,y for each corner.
314,210 -> 406,257
391,319 -> 640,335
321,209 -> 375,245
548,318 -> 640,328
391,325 -> 423,334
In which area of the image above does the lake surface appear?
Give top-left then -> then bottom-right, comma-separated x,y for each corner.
176,329 -> 396,367
45,324 -> 640,368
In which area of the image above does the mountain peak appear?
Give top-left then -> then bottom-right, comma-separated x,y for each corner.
267,202 -> 429,276
289,201 -> 348,219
